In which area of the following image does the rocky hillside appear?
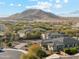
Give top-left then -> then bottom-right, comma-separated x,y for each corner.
3,9 -> 60,20
0,9 -> 79,22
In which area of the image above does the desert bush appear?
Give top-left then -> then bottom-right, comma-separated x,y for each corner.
64,48 -> 78,55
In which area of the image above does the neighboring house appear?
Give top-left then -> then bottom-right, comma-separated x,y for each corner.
0,24 -> 6,31
17,29 -> 32,38
41,32 -> 79,51
18,31 -> 25,38
0,24 -> 5,39
72,23 -> 79,29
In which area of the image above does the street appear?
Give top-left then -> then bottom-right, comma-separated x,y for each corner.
0,48 -> 28,59
0,50 -> 21,59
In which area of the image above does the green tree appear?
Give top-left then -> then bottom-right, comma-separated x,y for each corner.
21,53 -> 38,59
21,44 -> 48,59
36,49 -> 48,59
7,42 -> 13,48
64,48 -> 78,55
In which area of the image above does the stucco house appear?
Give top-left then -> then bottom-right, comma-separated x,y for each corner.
41,32 -> 79,51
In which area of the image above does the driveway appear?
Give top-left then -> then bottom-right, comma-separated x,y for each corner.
0,48 -> 28,59
14,43 -> 27,49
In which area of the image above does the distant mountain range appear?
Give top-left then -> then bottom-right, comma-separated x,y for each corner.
0,9 -> 79,21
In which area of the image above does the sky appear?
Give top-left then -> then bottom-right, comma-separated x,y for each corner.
0,0 -> 79,17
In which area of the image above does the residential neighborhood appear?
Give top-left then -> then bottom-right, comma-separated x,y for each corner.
0,21 -> 79,59
0,0 -> 79,59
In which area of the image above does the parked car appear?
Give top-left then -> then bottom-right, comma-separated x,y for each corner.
0,48 -> 4,52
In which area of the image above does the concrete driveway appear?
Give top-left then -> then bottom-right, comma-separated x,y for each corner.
0,48 -> 27,59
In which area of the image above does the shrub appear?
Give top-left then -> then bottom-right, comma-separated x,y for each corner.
26,31 -> 41,39
21,44 -> 48,59
26,54 -> 38,59
64,48 -> 78,55
7,42 -> 13,47
21,53 -> 38,59
29,44 -> 48,59
37,49 -> 48,58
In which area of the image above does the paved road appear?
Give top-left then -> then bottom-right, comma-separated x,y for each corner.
0,48 -> 28,59
0,50 -> 21,59
3,48 -> 28,54
14,43 -> 27,49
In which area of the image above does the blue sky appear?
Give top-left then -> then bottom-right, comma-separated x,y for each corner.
0,0 -> 79,17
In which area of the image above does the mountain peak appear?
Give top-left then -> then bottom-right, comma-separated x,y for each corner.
5,9 -> 59,20
22,9 -> 43,13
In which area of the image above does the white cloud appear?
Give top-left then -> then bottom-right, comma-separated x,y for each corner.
26,1 -> 52,12
26,2 -> 52,9
17,4 -> 22,7
56,0 -> 60,3
55,3 -> 62,8
49,0 -> 53,2
30,0 -> 36,1
37,2 -> 52,9
64,0 -> 69,3
29,0 -> 38,1
30,0 -> 53,2
10,3 -> 22,7
10,3 -> 14,6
